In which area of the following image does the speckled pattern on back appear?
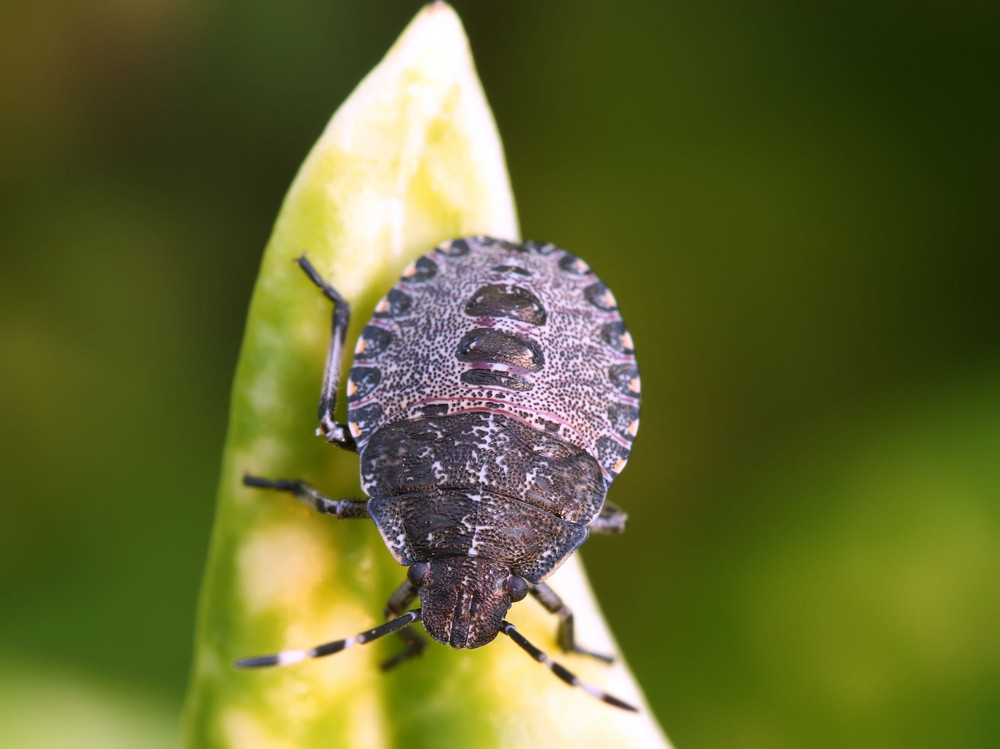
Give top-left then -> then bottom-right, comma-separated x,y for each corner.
238,237 -> 644,708
346,236 -> 640,487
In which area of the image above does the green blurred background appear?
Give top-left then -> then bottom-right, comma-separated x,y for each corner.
1,2 -> 997,747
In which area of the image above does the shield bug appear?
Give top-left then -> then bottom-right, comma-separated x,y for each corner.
237,236 -> 640,711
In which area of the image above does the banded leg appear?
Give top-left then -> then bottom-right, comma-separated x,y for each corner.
380,579 -> 429,671
501,621 -> 637,712
589,502 -> 628,534
243,475 -> 369,519
297,255 -> 356,451
236,609 -> 422,669
529,582 -> 613,664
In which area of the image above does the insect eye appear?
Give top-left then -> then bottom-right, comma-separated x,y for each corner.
506,575 -> 528,602
407,563 -> 430,587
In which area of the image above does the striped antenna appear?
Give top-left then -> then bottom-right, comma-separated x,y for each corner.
501,620 -> 638,712
236,609 -> 421,669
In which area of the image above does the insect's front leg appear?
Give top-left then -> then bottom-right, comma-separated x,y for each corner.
297,255 -> 357,452
243,475 -> 369,519
529,581 -> 614,664
379,578 -> 429,671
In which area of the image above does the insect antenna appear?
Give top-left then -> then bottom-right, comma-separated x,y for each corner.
500,620 -> 638,712
235,609 -> 422,668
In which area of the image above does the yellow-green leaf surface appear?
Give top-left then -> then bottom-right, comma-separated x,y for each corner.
183,4 -> 669,747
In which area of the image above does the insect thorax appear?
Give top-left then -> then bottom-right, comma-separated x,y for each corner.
362,411 -> 607,583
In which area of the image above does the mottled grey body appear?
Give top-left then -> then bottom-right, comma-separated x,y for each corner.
346,236 -> 639,594
237,236 -> 642,711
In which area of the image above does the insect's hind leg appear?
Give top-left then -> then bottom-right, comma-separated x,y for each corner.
588,502 -> 627,534
297,255 -> 357,452
379,578 -> 429,671
529,582 -> 614,664
243,475 -> 369,519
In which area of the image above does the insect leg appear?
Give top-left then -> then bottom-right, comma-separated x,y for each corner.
243,474 -> 369,519
379,578 -> 429,671
297,254 -> 357,452
236,609 -> 422,669
588,502 -> 628,534
529,582 -> 614,664
500,621 -> 638,712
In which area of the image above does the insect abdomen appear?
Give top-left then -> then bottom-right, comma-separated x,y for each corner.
348,236 -> 640,487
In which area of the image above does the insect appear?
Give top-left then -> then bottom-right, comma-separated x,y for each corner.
237,236 -> 640,711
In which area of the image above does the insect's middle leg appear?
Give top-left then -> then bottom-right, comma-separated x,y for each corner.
297,255 -> 357,452
380,579 -> 429,671
529,582 -> 614,664
243,475 -> 369,519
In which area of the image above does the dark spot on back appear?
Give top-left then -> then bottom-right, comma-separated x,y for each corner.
558,251 -> 592,276
523,240 -> 559,255
465,284 -> 547,325
436,238 -> 471,256
596,436 -> 631,475
476,236 -> 522,252
348,366 -> 381,401
608,363 -> 640,396
491,264 -> 532,276
460,369 -> 534,392
373,289 -> 412,318
420,403 -> 450,417
584,282 -> 618,311
457,329 -> 545,372
405,256 -> 438,282
357,326 -> 393,359
600,321 -> 634,354
348,402 -> 383,433
607,403 -> 639,440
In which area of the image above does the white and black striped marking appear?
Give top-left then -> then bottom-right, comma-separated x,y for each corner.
235,609 -> 421,669
500,621 -> 638,712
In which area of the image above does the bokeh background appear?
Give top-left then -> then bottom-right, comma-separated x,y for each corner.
2,2 -> 997,747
